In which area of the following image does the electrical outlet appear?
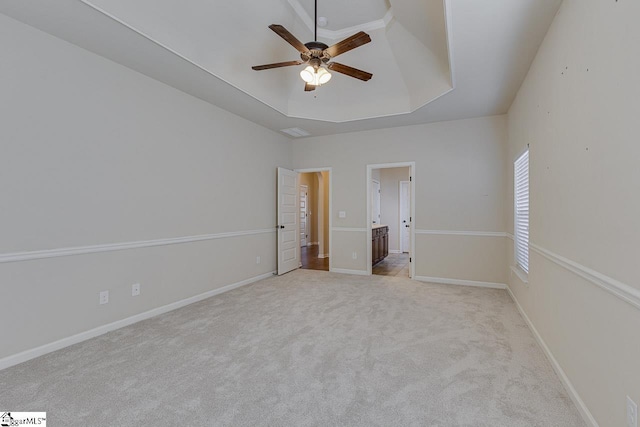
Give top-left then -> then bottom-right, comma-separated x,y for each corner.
256,256 -> 261,264
352,251 -> 357,259
628,396 -> 638,427
132,283 -> 140,297
99,290 -> 109,305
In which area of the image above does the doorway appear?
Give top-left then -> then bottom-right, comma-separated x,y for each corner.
297,169 -> 331,271
367,163 -> 415,278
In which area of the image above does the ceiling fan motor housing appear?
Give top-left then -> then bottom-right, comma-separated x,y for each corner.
302,41 -> 331,64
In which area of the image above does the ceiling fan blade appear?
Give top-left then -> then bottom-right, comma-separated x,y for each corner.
269,24 -> 310,54
327,62 -> 373,81
324,31 -> 371,58
252,60 -> 304,71
304,83 -> 316,92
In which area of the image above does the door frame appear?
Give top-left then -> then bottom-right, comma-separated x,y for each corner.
295,167 -> 332,272
366,162 -> 415,278
399,180 -> 410,253
299,184 -> 308,247
371,179 -> 381,225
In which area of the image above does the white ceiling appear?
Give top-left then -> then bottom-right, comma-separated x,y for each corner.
297,0 -> 390,31
0,0 -> 562,138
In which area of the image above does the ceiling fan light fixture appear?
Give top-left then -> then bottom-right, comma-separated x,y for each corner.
300,66 -> 315,83
300,66 -> 332,86
317,67 -> 332,84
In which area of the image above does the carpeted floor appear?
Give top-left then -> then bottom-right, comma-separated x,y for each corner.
0,270 -> 585,426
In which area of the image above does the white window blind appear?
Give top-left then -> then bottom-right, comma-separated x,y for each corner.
514,149 -> 529,273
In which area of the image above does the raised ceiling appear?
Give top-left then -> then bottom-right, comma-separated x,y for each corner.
0,0 -> 563,138
79,0 -> 453,122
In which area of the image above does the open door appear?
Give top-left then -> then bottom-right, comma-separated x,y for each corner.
277,167 -> 299,275
400,181 -> 410,253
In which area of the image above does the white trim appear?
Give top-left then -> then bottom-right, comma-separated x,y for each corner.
399,180 -> 411,254
530,243 -> 640,311
414,230 -> 507,237
389,249 -> 403,254
306,242 -> 319,247
317,254 -> 330,259
0,271 -> 275,371
414,276 -> 507,290
510,265 -> 529,284
506,287 -> 598,427
0,229 -> 275,264
506,232 -> 515,240
331,227 -> 367,232
330,268 -> 368,276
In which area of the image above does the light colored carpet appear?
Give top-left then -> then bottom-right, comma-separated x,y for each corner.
0,270 -> 585,426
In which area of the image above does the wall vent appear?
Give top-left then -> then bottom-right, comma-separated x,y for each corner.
280,127 -> 311,138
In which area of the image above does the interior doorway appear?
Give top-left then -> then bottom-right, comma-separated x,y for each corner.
297,169 -> 331,271
367,163 -> 415,278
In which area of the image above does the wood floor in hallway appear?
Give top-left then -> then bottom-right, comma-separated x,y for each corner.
301,245 -> 329,271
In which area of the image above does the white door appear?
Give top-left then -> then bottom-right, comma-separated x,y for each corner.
371,180 -> 381,224
300,185 -> 308,247
400,180 -> 410,253
277,167 -> 299,275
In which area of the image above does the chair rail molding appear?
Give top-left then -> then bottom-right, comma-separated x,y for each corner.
0,228 -> 276,264
529,243 -> 640,311
414,230 -> 507,237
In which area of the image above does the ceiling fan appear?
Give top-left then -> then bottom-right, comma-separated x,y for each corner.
251,0 -> 373,91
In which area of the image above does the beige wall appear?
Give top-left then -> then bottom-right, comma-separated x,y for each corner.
292,115 -> 508,281
506,0 -> 640,424
0,15 -> 291,361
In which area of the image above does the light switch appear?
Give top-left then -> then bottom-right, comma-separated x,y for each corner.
338,211 -> 346,218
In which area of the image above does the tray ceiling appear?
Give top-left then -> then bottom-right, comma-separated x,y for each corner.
81,0 -> 453,123
0,0 -> 563,138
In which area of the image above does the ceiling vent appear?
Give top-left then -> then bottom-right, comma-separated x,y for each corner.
280,127 -> 311,137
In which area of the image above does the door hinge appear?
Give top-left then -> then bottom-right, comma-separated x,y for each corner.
410,217 -> 412,222
410,257 -> 412,262
410,176 -> 412,182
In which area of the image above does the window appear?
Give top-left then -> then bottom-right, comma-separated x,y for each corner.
514,149 -> 529,273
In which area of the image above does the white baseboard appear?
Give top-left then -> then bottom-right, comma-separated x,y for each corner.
0,271 -> 275,371
389,249 -> 402,254
506,287 -> 598,427
414,276 -> 507,290
317,253 -> 330,259
330,268 -> 368,276
306,242 -> 319,247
